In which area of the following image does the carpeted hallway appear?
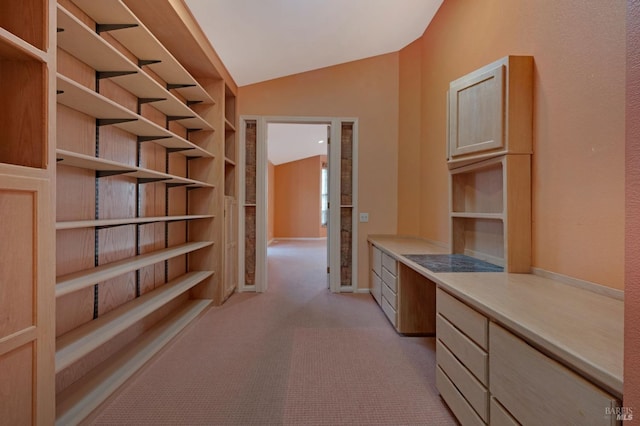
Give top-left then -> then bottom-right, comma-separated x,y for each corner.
85,239 -> 456,425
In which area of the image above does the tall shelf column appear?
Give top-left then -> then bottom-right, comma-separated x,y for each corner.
0,0 -> 57,423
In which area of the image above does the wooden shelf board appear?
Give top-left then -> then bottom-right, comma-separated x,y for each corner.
0,28 -> 48,62
57,215 -> 214,231
56,215 -> 214,230
56,270 -> 213,372
55,299 -> 211,426
57,5 -> 137,73
55,149 -> 212,187
450,212 -> 504,220
225,118 -> 236,132
70,0 -> 214,104
56,76 -> 214,157
224,157 -> 236,166
56,241 -> 213,297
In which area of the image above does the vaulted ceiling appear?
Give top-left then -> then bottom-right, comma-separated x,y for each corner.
184,0 -> 443,87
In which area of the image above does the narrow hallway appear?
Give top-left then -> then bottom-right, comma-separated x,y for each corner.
86,240 -> 455,425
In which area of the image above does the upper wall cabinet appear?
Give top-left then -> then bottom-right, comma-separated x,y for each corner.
447,56 -> 533,168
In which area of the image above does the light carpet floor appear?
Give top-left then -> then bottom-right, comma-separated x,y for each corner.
85,239 -> 457,425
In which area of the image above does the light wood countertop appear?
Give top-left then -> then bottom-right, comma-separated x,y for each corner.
368,235 -> 623,398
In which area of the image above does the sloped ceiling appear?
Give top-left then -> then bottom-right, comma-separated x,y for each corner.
184,0 -> 443,87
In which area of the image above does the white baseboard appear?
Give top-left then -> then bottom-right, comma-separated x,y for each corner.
354,288 -> 371,294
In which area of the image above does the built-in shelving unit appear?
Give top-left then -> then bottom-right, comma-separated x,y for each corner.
448,56 -> 533,273
53,0 -> 230,422
0,0 -> 57,424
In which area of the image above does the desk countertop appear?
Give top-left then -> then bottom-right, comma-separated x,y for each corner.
367,234 -> 624,398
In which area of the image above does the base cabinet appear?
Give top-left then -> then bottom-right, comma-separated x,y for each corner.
369,244 -> 436,334
489,322 -> 620,426
436,290 -> 621,426
436,288 -> 489,424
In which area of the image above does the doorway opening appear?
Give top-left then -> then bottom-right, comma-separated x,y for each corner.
238,116 -> 358,294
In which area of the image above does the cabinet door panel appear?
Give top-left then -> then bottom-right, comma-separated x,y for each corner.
490,323 -> 619,426
436,340 -> 488,421
436,314 -> 487,384
370,270 -> 382,306
449,65 -> 504,158
437,288 -> 488,349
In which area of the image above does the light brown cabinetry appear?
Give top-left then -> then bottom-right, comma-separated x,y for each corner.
490,322 -> 620,426
436,289 -> 621,426
0,0 -> 56,423
53,0 -> 235,422
369,244 -> 437,334
436,288 -> 488,424
448,56 -> 533,167
448,56 -> 533,272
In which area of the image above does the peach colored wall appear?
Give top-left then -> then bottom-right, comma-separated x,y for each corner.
397,39 -> 422,236
268,161 -> 275,243
398,0 -> 626,289
625,0 -> 640,409
239,54 -> 399,289
274,155 -> 324,238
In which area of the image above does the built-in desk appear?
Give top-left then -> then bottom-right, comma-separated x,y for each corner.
368,235 -> 624,425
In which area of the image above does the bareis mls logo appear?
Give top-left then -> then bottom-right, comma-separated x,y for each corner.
605,407 -> 633,421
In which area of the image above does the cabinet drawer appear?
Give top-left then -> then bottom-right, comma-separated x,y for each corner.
490,323 -> 619,426
436,339 -> 488,422
370,271 -> 382,306
371,245 -> 382,276
437,288 -> 488,350
381,267 -> 397,292
490,397 -> 519,426
436,314 -> 487,385
436,366 -> 484,426
381,297 -> 397,327
382,282 -> 397,309
381,252 -> 397,275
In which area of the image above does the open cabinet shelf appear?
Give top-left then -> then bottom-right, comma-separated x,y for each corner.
0,38 -> 47,169
449,154 -> 531,271
0,0 -> 47,51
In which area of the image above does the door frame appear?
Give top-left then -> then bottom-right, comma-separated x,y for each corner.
238,115 -> 358,293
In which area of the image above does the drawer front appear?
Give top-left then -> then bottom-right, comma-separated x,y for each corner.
490,323 -> 620,426
381,297 -> 397,327
436,366 -> 484,426
436,314 -> 488,385
370,271 -> 382,306
382,282 -> 397,309
490,397 -> 519,426
436,288 -> 488,350
381,252 -> 397,275
381,267 -> 397,292
371,245 -> 382,276
436,340 -> 488,422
